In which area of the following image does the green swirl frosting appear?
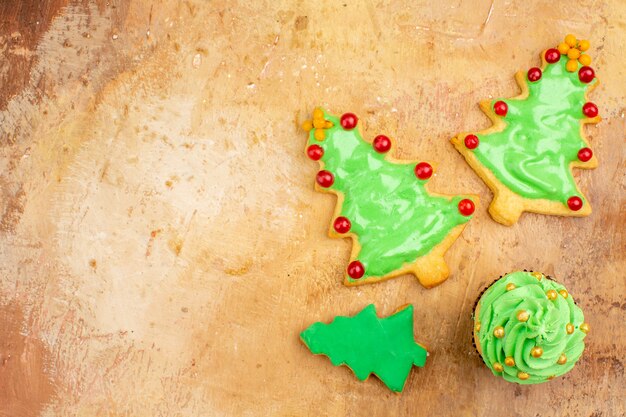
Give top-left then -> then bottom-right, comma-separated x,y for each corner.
474,271 -> 588,384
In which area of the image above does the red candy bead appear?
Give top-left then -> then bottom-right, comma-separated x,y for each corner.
316,170 -> 334,188
347,260 -> 365,279
414,162 -> 433,180
306,144 -> 324,161
458,199 -> 475,216
578,66 -> 595,83
333,216 -> 351,234
582,102 -> 598,118
464,134 -> 479,150
527,67 -> 542,82
494,101 -> 508,116
373,135 -> 392,153
577,147 -> 593,162
545,48 -> 561,64
567,196 -> 583,211
340,113 -> 358,130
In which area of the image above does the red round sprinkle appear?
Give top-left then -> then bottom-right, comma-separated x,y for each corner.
494,101 -> 508,116
340,113 -> 358,130
578,66 -> 595,83
464,134 -> 479,150
306,144 -> 324,161
567,196 -> 583,211
458,199 -> 475,216
347,260 -> 365,279
333,216 -> 351,234
582,102 -> 598,118
373,135 -> 392,153
316,170 -> 334,188
577,148 -> 593,162
545,48 -> 561,64
527,67 -> 542,82
414,162 -> 433,180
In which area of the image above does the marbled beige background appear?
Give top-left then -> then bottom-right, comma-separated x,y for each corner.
0,1 -> 624,416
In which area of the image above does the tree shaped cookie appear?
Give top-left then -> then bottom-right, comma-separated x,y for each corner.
302,108 -> 477,288
300,304 -> 428,392
452,34 -> 600,226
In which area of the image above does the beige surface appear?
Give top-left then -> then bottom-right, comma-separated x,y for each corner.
1,1 -> 625,416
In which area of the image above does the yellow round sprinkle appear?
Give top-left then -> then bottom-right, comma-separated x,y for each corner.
566,59 -> 579,72
324,120 -> 334,129
506,283 -> 516,291
559,290 -> 569,298
517,310 -> 530,322
580,322 -> 590,334
531,347 -> 543,358
546,290 -> 558,300
314,129 -> 325,141
566,323 -> 575,334
565,34 -> 577,47
557,42 -> 570,55
475,322 -> 481,332
505,356 -> 515,367
518,371 -> 530,380
578,39 -> 590,51
313,108 -> 324,120
530,271 -> 542,281
302,120 -> 313,131
313,118 -> 326,129
578,54 -> 592,66
493,363 -> 504,372
493,326 -> 505,338
567,48 -> 581,60
557,353 -> 567,365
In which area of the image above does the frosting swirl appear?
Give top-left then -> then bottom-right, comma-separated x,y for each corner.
474,271 -> 588,384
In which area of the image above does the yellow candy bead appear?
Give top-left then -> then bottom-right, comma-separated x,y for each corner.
493,326 -> 505,338
557,43 -> 570,55
493,362 -> 504,372
578,54 -> 592,66
559,290 -> 569,298
547,375 -> 555,380
516,310 -> 530,322
506,283 -> 516,291
313,108 -> 324,120
580,322 -> 590,334
505,356 -> 515,367
578,39 -> 590,51
567,48 -> 581,60
565,34 -> 577,47
313,118 -> 326,129
314,129 -> 325,141
531,347 -> 543,358
324,120 -> 334,129
302,120 -> 313,131
566,60 -> 578,72
557,353 -> 567,365
566,323 -> 575,334
475,322 -> 481,332
531,271 -> 543,281
546,290 -> 558,300
518,371 -> 530,380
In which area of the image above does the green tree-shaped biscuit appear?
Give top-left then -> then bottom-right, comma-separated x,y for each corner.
452,34 -> 600,225
300,304 -> 428,392
303,109 -> 476,287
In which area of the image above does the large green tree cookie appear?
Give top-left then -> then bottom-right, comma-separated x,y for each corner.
300,304 -> 428,392
302,108 -> 477,288
452,34 -> 600,226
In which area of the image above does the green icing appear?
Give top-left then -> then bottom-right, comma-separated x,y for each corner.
475,271 -> 587,385
300,304 -> 427,392
473,55 -> 597,204
307,110 -> 473,281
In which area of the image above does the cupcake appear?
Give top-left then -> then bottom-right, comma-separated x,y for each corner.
473,271 -> 589,384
